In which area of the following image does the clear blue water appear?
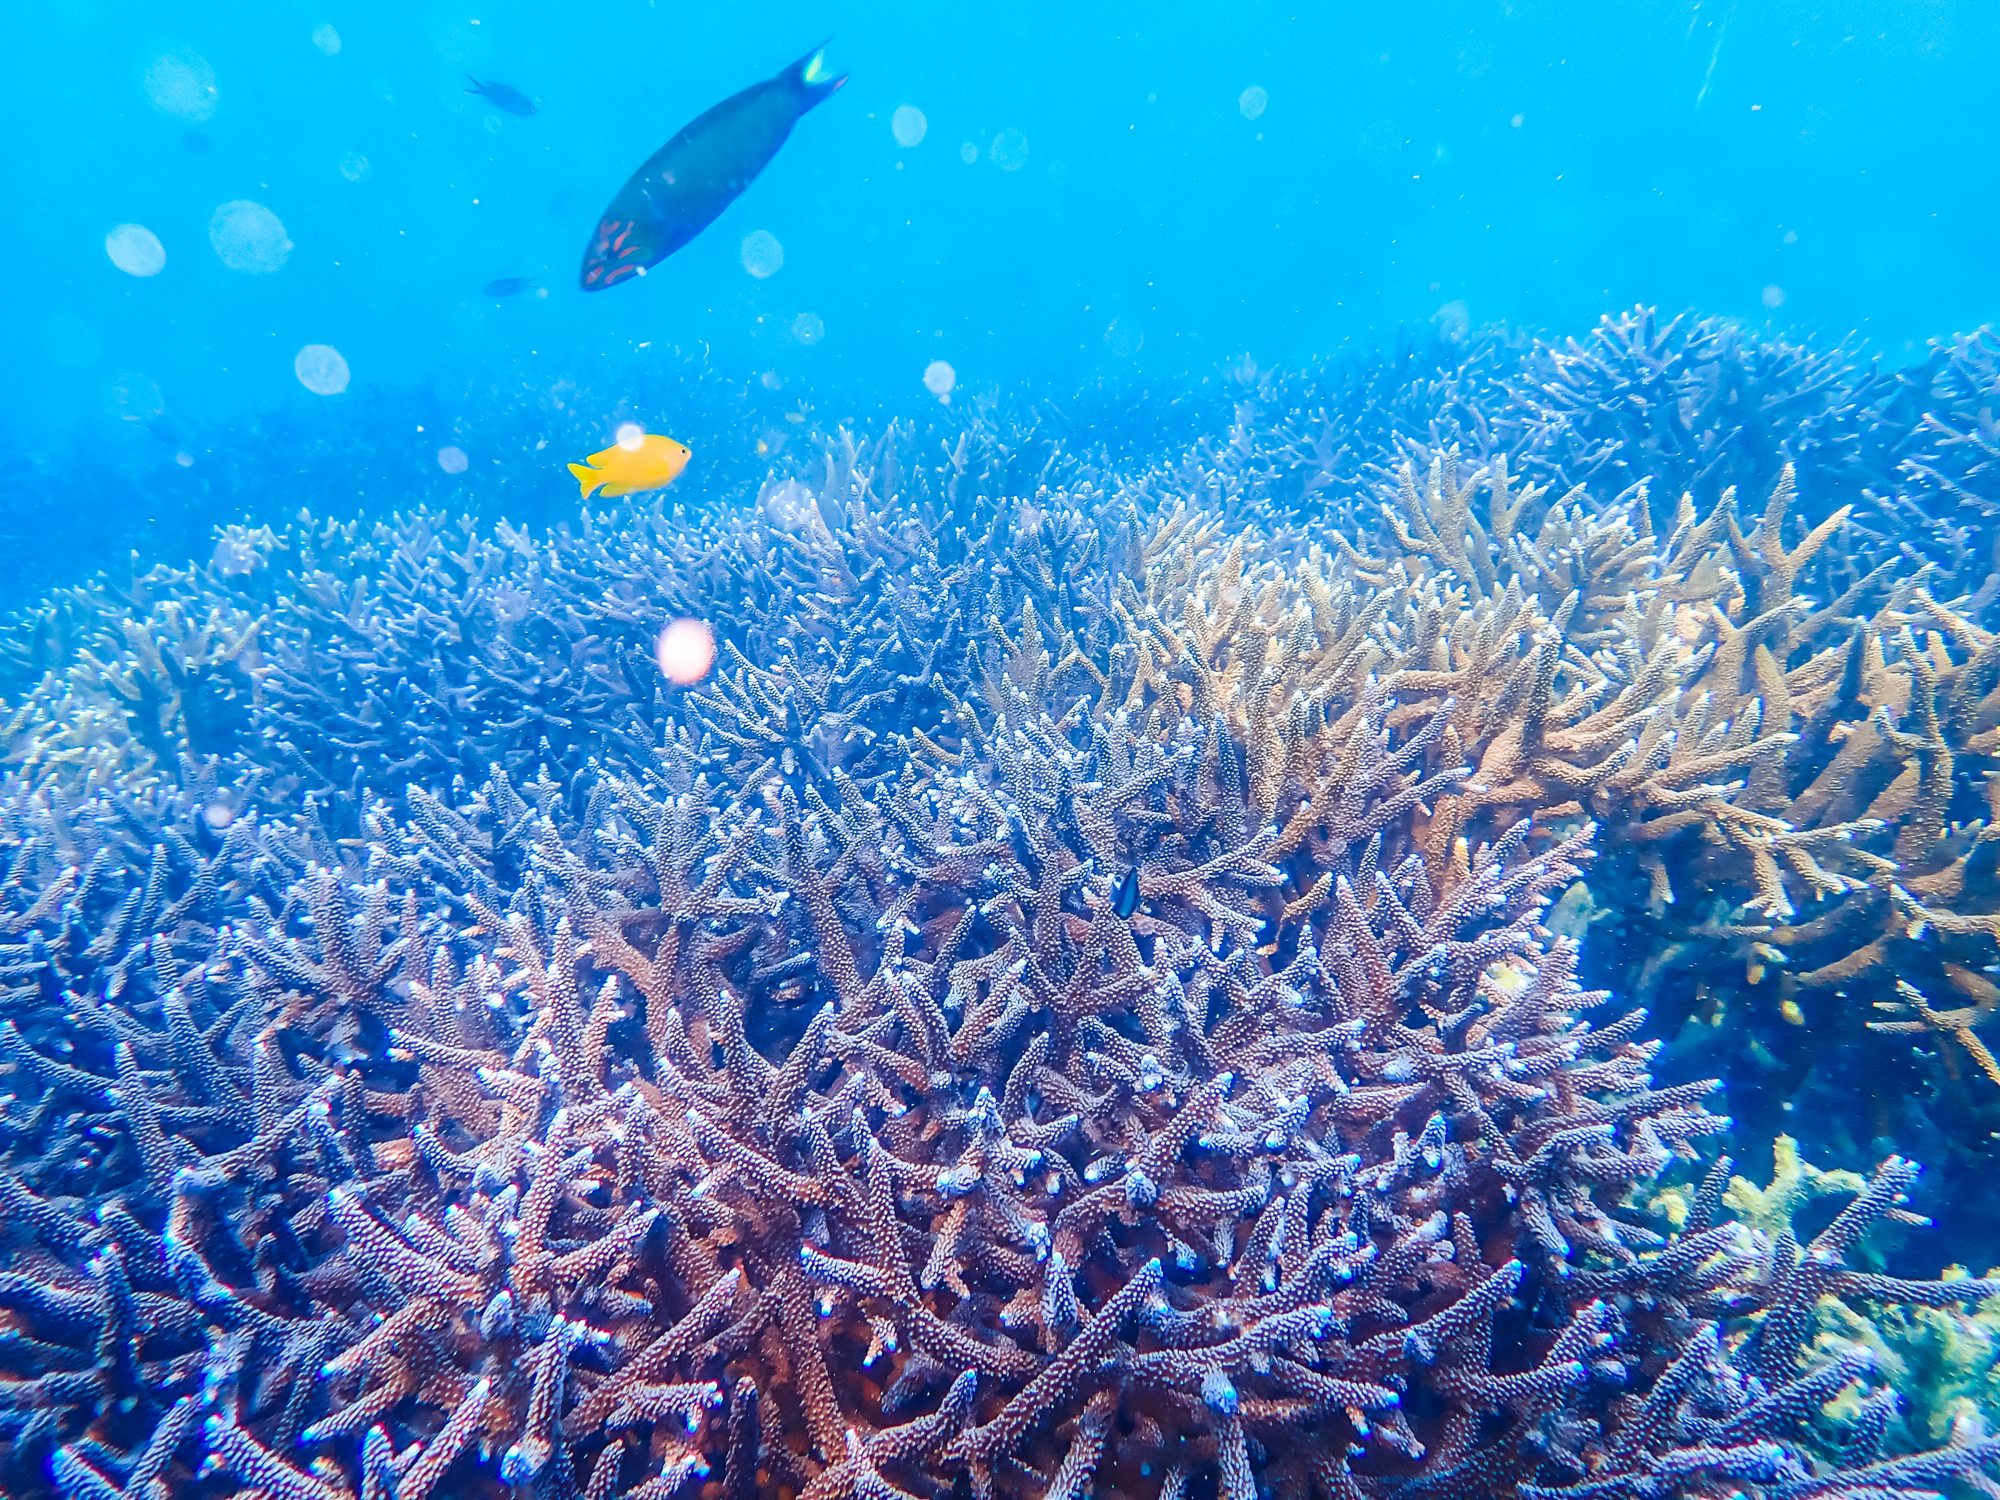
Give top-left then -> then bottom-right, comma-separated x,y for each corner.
5,0 -> 1993,491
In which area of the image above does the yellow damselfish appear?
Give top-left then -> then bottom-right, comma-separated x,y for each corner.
566,432 -> 692,499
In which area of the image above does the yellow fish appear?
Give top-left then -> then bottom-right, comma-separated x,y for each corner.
567,432 -> 692,499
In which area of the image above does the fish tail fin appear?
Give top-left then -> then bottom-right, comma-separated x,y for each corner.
789,40 -> 846,107
464,72 -> 482,95
568,462 -> 603,499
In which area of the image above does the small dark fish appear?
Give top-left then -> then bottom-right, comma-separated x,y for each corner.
483,277 -> 538,298
581,42 -> 845,292
465,74 -> 537,116
1111,867 -> 1141,920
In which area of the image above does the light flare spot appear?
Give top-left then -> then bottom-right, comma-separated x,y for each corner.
105,224 -> 166,277
891,104 -> 927,147
989,128 -> 1029,171
209,201 -> 292,274
294,344 -> 350,395
312,24 -> 342,55
792,312 -> 825,345
922,360 -> 956,402
338,152 -> 373,182
437,445 -> 469,474
616,422 -> 645,451
1239,85 -> 1268,120
1762,284 -> 1786,308
656,619 -> 716,686
740,230 -> 784,278
959,142 -> 979,164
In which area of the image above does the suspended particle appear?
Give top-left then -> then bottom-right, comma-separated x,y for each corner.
891,104 -> 927,147
989,128 -> 1029,171
740,230 -> 784,278
656,619 -> 717,685
437,445 -> 470,473
1239,85 -> 1268,120
295,343 -> 350,395
922,360 -> 955,402
144,51 -> 218,121
209,200 -> 292,274
105,223 -> 166,277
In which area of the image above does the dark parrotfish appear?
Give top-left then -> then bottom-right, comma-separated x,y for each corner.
465,74 -> 536,116
483,276 -> 538,297
580,43 -> 845,292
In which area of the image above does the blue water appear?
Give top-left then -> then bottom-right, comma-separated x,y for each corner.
5,0 -> 1994,497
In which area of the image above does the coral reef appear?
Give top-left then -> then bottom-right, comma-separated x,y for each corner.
2,312 -> 2000,1499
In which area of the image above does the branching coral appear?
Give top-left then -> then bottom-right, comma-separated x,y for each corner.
0,322 -> 1998,1499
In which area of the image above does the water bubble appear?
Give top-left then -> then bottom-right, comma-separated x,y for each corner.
175,451 -> 195,467
1104,318 -> 1144,359
144,52 -> 217,122
108,372 -> 165,422
959,142 -> 979,164
792,312 -> 824,346
209,200 -> 292,274
1761,284 -> 1786,309
616,422 -> 645,451
294,344 -> 350,395
437,446 -> 469,474
656,619 -> 716,685
740,230 -> 784,278
337,152 -> 373,182
891,104 -> 928,147
1239,85 -> 1268,120
989,128 -> 1030,172
105,224 -> 166,277
923,360 -> 956,402
40,314 -> 101,369
312,24 -> 342,55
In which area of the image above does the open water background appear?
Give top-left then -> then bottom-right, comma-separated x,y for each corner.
0,0 -> 1993,587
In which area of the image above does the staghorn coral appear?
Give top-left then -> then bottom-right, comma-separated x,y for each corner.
1,330 -> 1999,1500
